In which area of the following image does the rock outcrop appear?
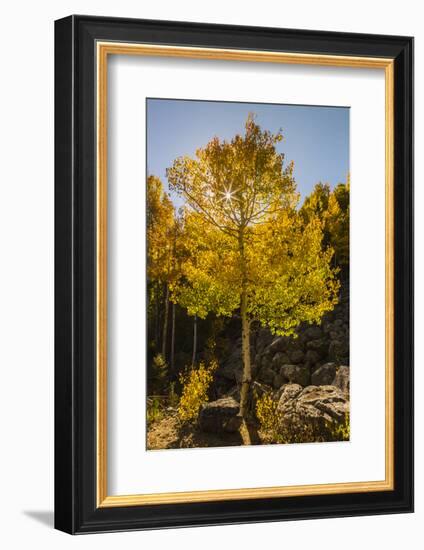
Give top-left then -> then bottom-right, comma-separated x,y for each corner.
198,397 -> 242,433
277,383 -> 349,440
252,284 -> 349,390
311,363 -> 337,386
279,364 -> 310,387
214,284 -> 350,407
333,366 -> 350,394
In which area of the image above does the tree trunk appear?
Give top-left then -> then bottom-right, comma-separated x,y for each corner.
239,290 -> 252,419
191,315 -> 198,366
170,301 -> 176,373
238,226 -> 251,420
154,282 -> 160,350
161,284 -> 169,361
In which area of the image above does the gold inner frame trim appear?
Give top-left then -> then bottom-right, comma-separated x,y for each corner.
96,41 -> 395,508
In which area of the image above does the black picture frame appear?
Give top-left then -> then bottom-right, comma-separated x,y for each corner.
55,15 -> 414,534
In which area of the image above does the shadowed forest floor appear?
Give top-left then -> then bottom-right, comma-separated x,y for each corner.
147,411 -> 262,450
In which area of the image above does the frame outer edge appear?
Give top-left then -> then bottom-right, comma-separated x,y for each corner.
54,15 -> 77,534
54,15 -> 414,533
400,36 -> 414,511
409,37 -> 414,512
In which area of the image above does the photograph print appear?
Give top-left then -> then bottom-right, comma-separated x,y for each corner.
146,98 -> 350,450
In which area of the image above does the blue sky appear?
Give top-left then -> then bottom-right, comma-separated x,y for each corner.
146,98 -> 349,207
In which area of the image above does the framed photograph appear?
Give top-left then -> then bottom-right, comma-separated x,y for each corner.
54,15 -> 413,534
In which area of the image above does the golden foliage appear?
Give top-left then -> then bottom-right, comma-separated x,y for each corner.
167,114 -> 297,235
167,115 -> 340,335
178,360 -> 217,422
146,175 -> 176,283
255,393 -> 279,434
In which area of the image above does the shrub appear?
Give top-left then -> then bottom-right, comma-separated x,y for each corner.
146,397 -> 164,425
178,360 -> 217,422
255,393 -> 279,434
150,353 -> 168,393
325,411 -> 350,441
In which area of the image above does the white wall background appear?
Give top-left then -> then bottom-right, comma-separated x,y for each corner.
0,0 -> 420,548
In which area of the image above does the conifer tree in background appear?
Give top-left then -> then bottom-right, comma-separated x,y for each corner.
300,177 -> 350,273
146,175 -> 177,362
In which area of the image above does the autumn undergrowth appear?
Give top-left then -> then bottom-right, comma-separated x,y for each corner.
178,360 -> 217,423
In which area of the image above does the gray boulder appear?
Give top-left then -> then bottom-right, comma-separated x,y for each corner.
260,352 -> 273,369
322,321 -> 332,334
277,384 -> 349,439
328,339 -> 349,362
311,363 -> 337,386
305,349 -> 320,365
268,336 -> 290,354
258,367 -> 275,385
227,385 -> 241,401
277,383 -> 303,404
199,397 -> 242,433
218,348 -> 242,382
330,330 -> 344,341
272,351 -> 291,369
256,328 -> 274,352
306,338 -> 328,356
333,366 -> 350,394
289,349 -> 305,364
304,326 -> 323,340
280,364 -> 310,386
273,373 -> 286,389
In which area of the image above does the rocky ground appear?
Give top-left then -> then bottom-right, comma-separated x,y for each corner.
148,284 -> 350,449
147,409 -> 249,450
